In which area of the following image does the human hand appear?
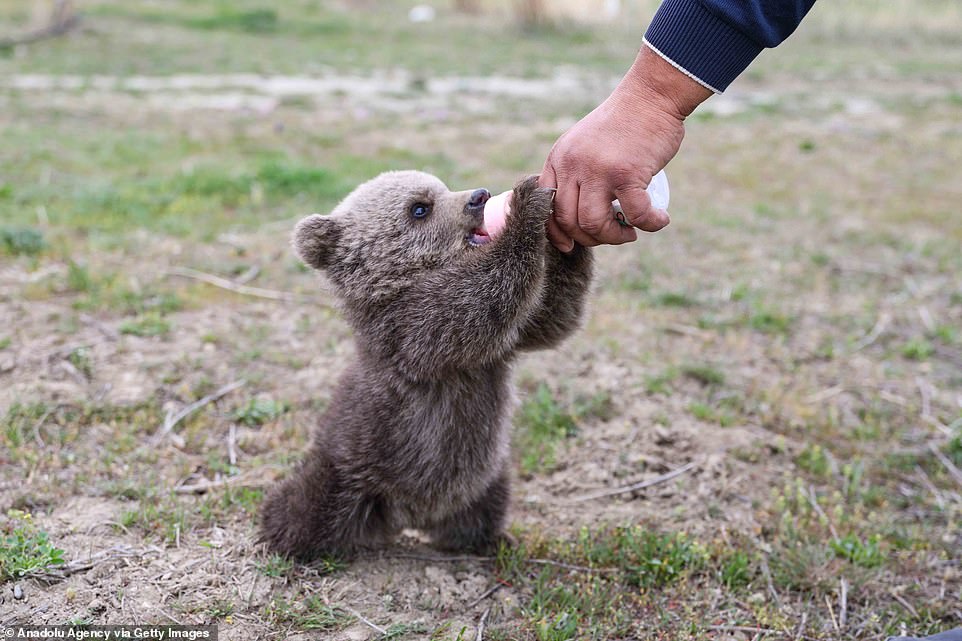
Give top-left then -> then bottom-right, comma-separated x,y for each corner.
540,44 -> 712,252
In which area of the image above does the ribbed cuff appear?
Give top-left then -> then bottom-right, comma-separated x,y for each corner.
644,0 -> 763,93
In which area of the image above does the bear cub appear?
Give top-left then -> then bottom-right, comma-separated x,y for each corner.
260,172 -> 593,559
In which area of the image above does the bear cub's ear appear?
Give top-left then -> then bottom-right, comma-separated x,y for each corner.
293,214 -> 342,270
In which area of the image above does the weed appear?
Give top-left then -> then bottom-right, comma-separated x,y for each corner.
188,9 -> 278,33
0,227 -> 45,256
119,313 -> 171,337
267,594 -> 351,630
0,336 -> 9,350
66,261 -> 95,293
795,443 -> 830,477
902,337 -> 935,360
748,306 -> 794,335
232,397 -> 290,427
207,598 -> 235,618
256,553 -> 294,577
687,401 -> 734,427
524,569 -> 630,641
719,551 -> 752,589
645,367 -> 678,394
67,346 -> 93,379
653,291 -> 699,308
0,510 -> 66,581
680,363 -> 725,386
618,529 -> 706,588
947,424 -> 962,466
3,402 -> 49,451
830,533 -> 886,568
119,496 -> 189,546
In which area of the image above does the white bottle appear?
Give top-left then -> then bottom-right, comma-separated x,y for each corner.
612,169 -> 670,224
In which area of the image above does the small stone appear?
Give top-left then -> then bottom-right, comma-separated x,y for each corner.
13,584 -> 24,600
653,426 -> 675,445
87,598 -> 106,613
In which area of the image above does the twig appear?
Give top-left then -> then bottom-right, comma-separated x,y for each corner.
476,608 -> 490,641
916,376 -> 933,419
929,443 -> 962,488
794,611 -> 808,641
839,578 -> 848,630
342,606 -> 387,636
915,465 -> 946,510
30,404 -> 58,448
707,625 -> 782,636
527,558 -> 618,573
466,584 -> 502,610
662,324 -> 709,339
172,473 -> 271,495
850,312 -> 889,352
33,544 -> 162,582
568,460 -> 698,503
804,385 -> 844,405
234,264 -> 262,284
227,423 -> 238,466
164,265 -> 309,303
152,379 -> 245,444
825,594 -> 839,633
891,592 -> 919,618
758,554 -> 781,610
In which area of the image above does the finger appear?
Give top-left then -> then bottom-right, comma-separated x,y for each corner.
553,180 -> 598,249
539,165 -> 576,252
614,184 -> 670,232
578,184 -> 637,246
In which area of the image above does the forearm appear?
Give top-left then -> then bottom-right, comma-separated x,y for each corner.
517,245 -> 594,351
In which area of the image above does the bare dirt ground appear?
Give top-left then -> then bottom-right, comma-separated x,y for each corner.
2,2 -> 961,640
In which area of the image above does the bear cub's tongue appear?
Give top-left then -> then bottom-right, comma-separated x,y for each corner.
482,190 -> 512,240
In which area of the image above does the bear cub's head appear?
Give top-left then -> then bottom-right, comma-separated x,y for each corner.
294,171 -> 493,303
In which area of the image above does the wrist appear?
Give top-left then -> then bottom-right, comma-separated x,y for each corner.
616,44 -> 713,121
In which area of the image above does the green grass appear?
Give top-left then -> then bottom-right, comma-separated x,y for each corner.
2,0 -> 960,637
266,593 -> 353,631
515,384 -> 579,476
0,510 -> 67,581
231,397 -> 290,427
0,226 -> 46,256
119,312 -> 171,337
830,533 -> 886,568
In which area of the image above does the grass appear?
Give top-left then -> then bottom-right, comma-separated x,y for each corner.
514,384 -> 579,476
0,510 -> 67,581
119,312 -> 171,338
1,0 -> 960,637
266,594 -> 353,631
231,397 -> 290,427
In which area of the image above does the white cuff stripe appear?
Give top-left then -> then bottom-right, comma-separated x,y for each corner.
642,37 -> 722,95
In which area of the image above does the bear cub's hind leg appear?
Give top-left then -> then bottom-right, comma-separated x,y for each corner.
259,451 -> 393,560
426,468 -> 511,554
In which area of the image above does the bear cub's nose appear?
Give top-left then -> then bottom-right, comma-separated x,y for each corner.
467,188 -> 490,210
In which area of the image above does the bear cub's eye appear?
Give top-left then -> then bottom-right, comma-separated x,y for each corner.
410,203 -> 431,219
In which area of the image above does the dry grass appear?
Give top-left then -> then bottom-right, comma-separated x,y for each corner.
1,1 -> 960,639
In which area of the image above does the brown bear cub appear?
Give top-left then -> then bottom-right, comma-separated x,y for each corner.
259,172 -> 593,559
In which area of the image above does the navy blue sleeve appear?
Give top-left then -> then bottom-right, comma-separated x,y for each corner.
644,0 -> 816,92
